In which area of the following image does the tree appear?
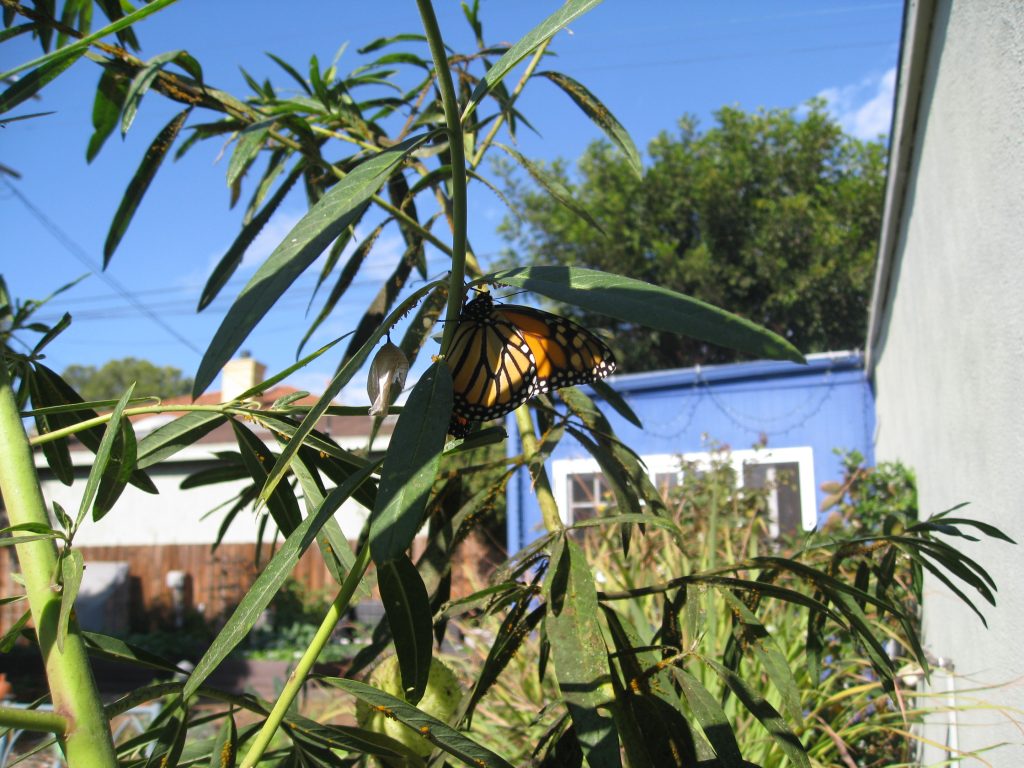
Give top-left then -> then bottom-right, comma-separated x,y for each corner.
62,357 -> 193,401
499,102 -> 887,370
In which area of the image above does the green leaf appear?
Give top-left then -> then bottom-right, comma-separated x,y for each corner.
357,33 -> 429,55
120,49 -> 195,135
230,420 -> 302,535
193,133 -> 432,396
182,459 -> 379,698
285,713 -> 421,762
588,379 -> 642,429
76,383 -> 135,528
56,550 -> 84,653
257,281 -> 443,502
463,601 -> 544,726
704,657 -> 811,768
464,0 -> 603,117
495,142 -> 605,234
323,678 -> 515,768
535,70 -> 642,178
82,631 -> 183,674
0,48 -> 83,115
0,0 -> 178,83
292,448 -> 368,599
226,120 -> 272,189
207,711 -> 236,768
378,555 -> 433,705
487,266 -> 805,364
719,590 -> 802,724
104,108 -> 190,265
544,537 -> 621,768
29,364 -> 157,494
671,668 -> 745,767
136,411 -> 226,469
87,65 -> 129,162
369,361 -> 452,565
0,611 -> 31,652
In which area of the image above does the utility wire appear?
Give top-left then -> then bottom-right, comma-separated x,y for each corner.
4,178 -> 205,357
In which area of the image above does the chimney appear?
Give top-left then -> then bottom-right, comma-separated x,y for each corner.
220,352 -> 266,403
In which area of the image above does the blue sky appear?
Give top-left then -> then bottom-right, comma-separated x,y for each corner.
2,1 -> 903,403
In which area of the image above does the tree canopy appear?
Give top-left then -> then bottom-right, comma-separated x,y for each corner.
62,357 -> 193,401
498,102 -> 887,371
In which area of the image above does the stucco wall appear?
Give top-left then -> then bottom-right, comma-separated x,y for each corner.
871,1 -> 1024,761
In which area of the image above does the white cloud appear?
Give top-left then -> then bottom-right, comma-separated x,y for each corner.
819,67 -> 896,140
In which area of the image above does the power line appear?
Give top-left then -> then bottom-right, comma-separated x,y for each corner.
4,178 -> 205,357
574,39 -> 896,73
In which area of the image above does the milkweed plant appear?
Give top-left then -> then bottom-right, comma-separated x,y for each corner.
0,1 -> 1013,766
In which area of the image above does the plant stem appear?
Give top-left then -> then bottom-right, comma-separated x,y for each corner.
416,0 -> 469,353
29,403 -> 231,446
238,544 -> 372,768
514,407 -> 563,533
0,705 -> 68,734
470,39 -> 551,169
0,364 -> 117,767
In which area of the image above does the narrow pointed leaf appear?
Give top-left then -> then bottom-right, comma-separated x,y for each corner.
76,383 -> 135,528
104,108 -> 190,264
193,133 -> 432,396
369,361 -> 452,564
183,460 -> 379,698
226,120 -> 271,189
488,266 -> 805,363
56,550 -> 84,654
257,281 -> 442,502
136,411 -> 225,468
207,712 -> 236,768
465,0 -> 603,116
535,70 -> 641,178
544,538 -> 621,768
720,590 -> 802,723
120,49 -> 193,135
195,156 -> 299,309
324,678 -> 515,768
87,65 -> 128,162
0,0 -> 178,84
495,142 -> 604,234
378,555 -> 433,705
671,668 -> 745,767
704,658 -> 811,768
0,48 -> 83,115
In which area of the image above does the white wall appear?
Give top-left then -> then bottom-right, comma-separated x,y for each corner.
38,444 -> 372,545
870,1 -> 1024,762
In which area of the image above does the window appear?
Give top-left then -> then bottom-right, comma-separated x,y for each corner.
567,471 -> 614,523
552,447 -> 817,535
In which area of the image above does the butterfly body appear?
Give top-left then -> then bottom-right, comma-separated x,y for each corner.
447,293 -> 616,436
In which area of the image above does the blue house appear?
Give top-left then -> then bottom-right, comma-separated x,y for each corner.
507,351 -> 875,552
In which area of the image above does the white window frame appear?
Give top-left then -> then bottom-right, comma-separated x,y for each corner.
551,446 -> 817,533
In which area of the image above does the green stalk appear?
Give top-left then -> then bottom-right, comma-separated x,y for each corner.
239,544 -> 372,768
0,364 -> 117,767
514,406 -> 563,534
470,38 -> 551,169
416,0 -> 469,353
0,705 -> 68,734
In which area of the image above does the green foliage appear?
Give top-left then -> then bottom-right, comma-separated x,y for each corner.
498,103 -> 887,370
0,3 -> 1012,767
61,357 -> 193,401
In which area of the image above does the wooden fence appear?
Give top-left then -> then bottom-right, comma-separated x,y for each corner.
0,534 -> 501,634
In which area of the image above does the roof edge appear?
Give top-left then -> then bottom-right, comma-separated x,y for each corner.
604,350 -> 864,395
865,0 -> 938,376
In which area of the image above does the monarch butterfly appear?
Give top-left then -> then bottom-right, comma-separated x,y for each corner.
446,292 -> 616,436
